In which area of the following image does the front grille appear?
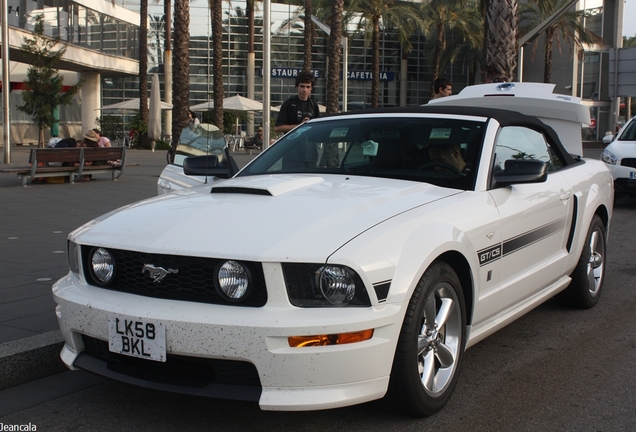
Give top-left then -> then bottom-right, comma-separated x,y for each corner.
81,247 -> 267,307
621,158 -> 636,168
81,335 -> 262,389
615,178 -> 636,191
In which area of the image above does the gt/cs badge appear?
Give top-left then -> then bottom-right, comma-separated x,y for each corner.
142,264 -> 178,283
478,245 -> 502,266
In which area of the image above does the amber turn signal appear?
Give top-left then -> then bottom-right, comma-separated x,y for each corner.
288,329 -> 374,347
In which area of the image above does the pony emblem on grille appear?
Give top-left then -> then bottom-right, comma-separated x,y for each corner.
142,264 -> 178,283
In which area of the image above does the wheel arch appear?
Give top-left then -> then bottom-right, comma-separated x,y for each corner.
595,204 -> 610,231
436,251 -> 474,326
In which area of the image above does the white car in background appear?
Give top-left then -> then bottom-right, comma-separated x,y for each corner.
601,116 -> 636,198
156,123 -> 238,194
54,83 -> 613,417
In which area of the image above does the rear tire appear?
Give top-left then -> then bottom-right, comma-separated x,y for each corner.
387,261 -> 466,417
557,215 -> 606,309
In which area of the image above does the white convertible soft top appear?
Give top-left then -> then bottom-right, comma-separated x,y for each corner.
429,83 -> 590,156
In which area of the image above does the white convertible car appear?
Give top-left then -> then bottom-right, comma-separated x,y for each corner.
601,115 -> 636,198
54,83 -> 613,417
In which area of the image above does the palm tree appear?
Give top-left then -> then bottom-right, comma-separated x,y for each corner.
211,0 -> 224,130
441,0 -> 484,85
520,0 -> 602,83
139,0 -> 149,149
415,0 -> 469,97
275,0 -> 317,71
148,14 -> 166,66
485,0 -> 518,82
325,0 -> 344,115
304,0 -> 315,71
353,0 -> 420,107
625,36 -> 636,48
247,0 -> 257,135
171,0 -> 190,152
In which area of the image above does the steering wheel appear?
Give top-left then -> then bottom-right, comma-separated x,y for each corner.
418,161 -> 463,175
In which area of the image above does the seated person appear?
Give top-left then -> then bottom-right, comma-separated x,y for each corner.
93,129 -> 111,147
253,126 -> 264,148
427,143 -> 468,173
74,131 -> 102,178
54,137 -> 77,148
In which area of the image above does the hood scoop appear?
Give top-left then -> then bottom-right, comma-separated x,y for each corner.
210,176 -> 325,197
211,187 -> 272,196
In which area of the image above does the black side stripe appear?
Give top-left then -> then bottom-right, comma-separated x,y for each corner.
502,218 -> 566,257
477,217 -> 567,266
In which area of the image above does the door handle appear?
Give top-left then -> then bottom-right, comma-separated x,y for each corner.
559,190 -> 572,201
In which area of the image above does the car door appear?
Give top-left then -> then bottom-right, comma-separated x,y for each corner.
488,126 -> 573,310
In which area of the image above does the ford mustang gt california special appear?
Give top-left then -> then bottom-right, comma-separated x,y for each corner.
54,83 -> 613,417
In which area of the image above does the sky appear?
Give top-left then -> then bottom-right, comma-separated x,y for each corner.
625,0 -> 635,38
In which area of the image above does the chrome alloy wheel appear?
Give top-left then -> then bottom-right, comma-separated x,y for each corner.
417,282 -> 462,396
586,229 -> 604,297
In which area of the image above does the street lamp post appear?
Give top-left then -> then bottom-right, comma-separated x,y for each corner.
2,0 -> 11,163
263,0 -> 271,148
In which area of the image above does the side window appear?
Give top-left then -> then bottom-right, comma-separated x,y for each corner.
494,126 -> 560,172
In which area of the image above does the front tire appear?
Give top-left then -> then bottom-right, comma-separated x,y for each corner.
387,261 -> 466,417
557,215 -> 606,309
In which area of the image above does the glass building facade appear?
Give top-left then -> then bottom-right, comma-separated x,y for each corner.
5,0 -> 621,140
4,0 -> 140,131
8,0 -> 139,58
105,0 -> 471,117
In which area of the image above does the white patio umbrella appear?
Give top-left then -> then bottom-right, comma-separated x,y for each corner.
190,95 -> 264,112
98,98 -> 173,111
97,97 -> 172,146
222,94 -> 264,111
148,74 -> 162,151
191,95 -> 266,135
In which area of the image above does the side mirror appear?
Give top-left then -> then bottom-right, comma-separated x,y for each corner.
183,155 -> 233,178
602,133 -> 614,144
494,159 -> 548,186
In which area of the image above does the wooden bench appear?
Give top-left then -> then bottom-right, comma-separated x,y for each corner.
0,146 -> 126,186
77,147 -> 127,181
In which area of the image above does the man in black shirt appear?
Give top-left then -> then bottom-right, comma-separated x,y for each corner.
274,70 -> 320,134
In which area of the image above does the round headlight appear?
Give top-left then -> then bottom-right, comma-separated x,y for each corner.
317,266 -> 356,305
90,247 -> 115,285
216,260 -> 251,301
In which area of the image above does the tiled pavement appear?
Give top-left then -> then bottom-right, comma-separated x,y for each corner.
0,145 -> 257,389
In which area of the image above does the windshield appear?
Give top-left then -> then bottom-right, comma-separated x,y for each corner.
238,116 -> 486,190
618,118 -> 636,142
173,123 -> 226,166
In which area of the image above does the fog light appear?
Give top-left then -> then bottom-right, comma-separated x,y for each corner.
216,260 -> 251,301
90,247 -> 115,285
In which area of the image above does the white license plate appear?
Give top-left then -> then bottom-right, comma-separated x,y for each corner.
630,172 -> 636,180
108,315 -> 166,362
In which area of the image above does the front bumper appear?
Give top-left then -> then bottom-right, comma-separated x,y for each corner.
53,273 -> 403,411
606,164 -> 636,195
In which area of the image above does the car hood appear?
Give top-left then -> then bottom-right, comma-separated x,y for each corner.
73,174 -> 461,262
606,140 -> 636,158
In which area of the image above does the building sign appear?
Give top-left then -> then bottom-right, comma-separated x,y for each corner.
265,68 -> 321,79
264,68 -> 395,82
346,71 -> 395,82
